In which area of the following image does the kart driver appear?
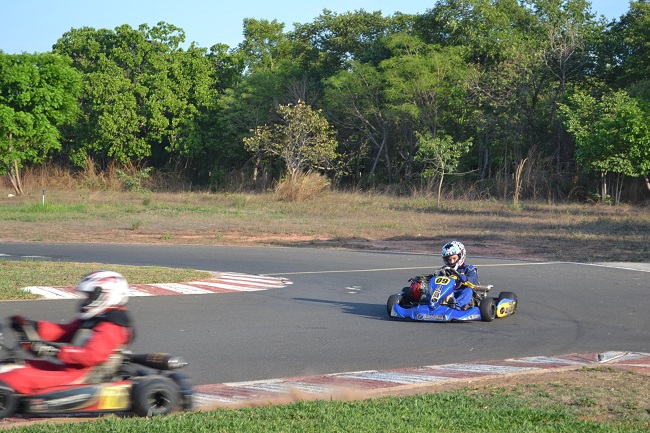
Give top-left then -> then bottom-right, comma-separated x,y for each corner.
438,240 -> 479,309
0,270 -> 134,394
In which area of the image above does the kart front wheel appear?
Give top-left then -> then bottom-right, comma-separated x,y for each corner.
0,383 -> 18,419
479,298 -> 496,322
387,294 -> 403,317
132,376 -> 180,417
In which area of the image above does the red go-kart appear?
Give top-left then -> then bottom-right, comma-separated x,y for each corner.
0,323 -> 193,419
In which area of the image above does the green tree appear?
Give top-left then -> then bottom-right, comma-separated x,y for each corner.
324,61 -> 394,184
0,52 -> 81,195
381,34 -> 473,182
237,18 -> 288,73
415,0 -> 548,187
243,101 -> 339,180
415,131 -> 473,206
54,22 -> 215,169
598,1 -> 650,89
560,90 -> 650,204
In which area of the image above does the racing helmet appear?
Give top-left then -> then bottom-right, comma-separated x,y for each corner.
441,240 -> 466,268
76,270 -> 129,319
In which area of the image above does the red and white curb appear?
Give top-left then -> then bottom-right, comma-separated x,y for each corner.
192,351 -> 650,408
22,272 -> 292,299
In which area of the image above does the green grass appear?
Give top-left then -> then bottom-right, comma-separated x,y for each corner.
0,260 -> 211,300
7,387 -> 649,432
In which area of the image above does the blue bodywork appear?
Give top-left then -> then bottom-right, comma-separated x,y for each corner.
387,270 -> 516,322
390,303 -> 483,322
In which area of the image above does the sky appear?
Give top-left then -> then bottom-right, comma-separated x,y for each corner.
1,1 -> 633,55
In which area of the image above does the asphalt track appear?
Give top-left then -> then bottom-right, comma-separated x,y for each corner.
1,242 -> 649,391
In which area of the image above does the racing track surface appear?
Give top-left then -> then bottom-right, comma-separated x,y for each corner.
1,242 -> 649,387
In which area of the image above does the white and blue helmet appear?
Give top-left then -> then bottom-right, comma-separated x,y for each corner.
441,241 -> 466,267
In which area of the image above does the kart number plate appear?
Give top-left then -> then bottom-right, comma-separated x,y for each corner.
434,276 -> 451,285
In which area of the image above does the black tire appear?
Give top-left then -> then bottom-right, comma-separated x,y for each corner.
387,294 -> 403,316
0,383 -> 18,419
479,298 -> 496,322
399,287 -> 413,302
497,291 -> 518,314
132,376 -> 180,417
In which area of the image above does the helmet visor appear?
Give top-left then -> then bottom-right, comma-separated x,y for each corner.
80,286 -> 102,310
443,254 -> 459,266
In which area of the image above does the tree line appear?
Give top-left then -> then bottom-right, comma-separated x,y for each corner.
1,0 -> 649,203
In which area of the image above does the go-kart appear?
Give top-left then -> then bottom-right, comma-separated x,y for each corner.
387,267 -> 517,322
0,322 -> 193,419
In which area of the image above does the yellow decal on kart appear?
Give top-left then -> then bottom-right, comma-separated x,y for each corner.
434,276 -> 451,285
98,384 -> 131,410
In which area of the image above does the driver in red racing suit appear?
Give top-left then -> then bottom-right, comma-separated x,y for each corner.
0,271 -> 133,395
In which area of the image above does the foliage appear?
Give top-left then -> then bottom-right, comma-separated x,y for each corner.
415,131 -> 473,206
560,89 -> 650,204
0,52 -> 82,195
52,23 -> 218,169
243,100 -> 339,180
116,167 -> 153,193
2,3 -> 650,202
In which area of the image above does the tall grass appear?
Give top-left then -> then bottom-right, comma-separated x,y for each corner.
274,172 -> 332,201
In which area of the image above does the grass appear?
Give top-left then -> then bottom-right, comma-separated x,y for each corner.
0,260 -> 211,300
6,368 -> 650,432
1,189 -> 648,263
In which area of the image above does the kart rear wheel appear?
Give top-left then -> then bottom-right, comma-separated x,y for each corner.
387,294 -> 403,317
0,383 -> 18,419
498,291 -> 517,314
132,376 -> 180,417
479,298 -> 496,322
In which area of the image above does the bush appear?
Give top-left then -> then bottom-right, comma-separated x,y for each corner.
274,172 -> 331,202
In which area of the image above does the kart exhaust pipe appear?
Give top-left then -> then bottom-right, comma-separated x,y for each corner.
127,352 -> 188,370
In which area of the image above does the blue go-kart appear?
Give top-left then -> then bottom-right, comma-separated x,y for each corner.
387,267 -> 517,322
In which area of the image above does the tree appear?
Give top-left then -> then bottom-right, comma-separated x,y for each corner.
243,101 -> 339,180
54,22 -> 215,169
599,0 -> 650,89
381,34 -> 473,182
237,18 -> 287,73
415,131 -> 473,206
324,61 -> 394,183
0,52 -> 81,195
560,90 -> 650,204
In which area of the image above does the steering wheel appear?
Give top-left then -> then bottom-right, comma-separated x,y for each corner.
438,266 -> 460,278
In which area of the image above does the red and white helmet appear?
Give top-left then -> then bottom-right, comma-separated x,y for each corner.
76,271 -> 129,319
441,240 -> 466,268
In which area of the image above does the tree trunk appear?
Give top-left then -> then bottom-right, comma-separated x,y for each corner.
436,173 -> 444,208
8,159 -> 24,196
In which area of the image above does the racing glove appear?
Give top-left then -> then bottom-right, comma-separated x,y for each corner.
30,341 -> 60,358
458,274 -> 468,283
